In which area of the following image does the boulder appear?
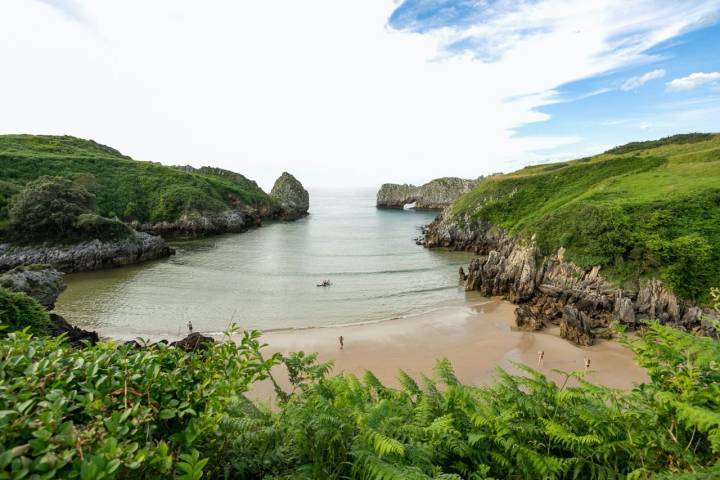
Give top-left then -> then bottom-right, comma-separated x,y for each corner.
171,332 -> 215,352
270,172 -> 310,220
0,265 -> 65,309
560,305 -> 594,346
48,313 -> 99,348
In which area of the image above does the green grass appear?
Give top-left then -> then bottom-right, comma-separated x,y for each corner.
0,135 -> 274,229
451,133 -> 720,301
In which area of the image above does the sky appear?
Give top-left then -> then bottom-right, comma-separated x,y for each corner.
1,1 -> 719,190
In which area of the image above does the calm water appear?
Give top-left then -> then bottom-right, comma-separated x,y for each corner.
56,189 -> 477,337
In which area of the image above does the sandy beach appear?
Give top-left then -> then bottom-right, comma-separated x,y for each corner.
249,298 -> 649,404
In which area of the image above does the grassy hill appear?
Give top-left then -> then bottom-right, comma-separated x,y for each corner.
450,133 -> 720,302
0,135 -> 274,232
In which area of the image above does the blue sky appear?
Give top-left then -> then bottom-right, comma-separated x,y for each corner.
1,1 -> 719,187
388,0 -> 720,164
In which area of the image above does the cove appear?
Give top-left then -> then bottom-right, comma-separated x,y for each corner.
55,189 -> 477,338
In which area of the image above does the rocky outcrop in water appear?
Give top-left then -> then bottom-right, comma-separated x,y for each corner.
0,265 -> 65,309
377,177 -> 481,209
0,232 -> 174,273
132,210 -> 263,238
271,172 -> 310,220
425,211 -> 717,345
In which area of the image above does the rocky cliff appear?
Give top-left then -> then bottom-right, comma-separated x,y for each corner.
270,172 -> 310,220
423,211 -> 718,345
377,177 -> 481,209
0,264 -> 66,309
0,232 -> 174,273
131,210 -> 264,238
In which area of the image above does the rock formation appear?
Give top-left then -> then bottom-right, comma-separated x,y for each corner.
376,177 -> 481,209
0,232 -> 174,273
0,264 -> 99,347
423,211 -> 718,345
0,265 -> 66,309
270,172 -> 310,220
132,210 -> 262,238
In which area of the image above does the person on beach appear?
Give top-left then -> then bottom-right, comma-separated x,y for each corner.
188,321 -> 193,333
584,356 -> 591,371
339,335 -> 344,349
537,350 -> 544,367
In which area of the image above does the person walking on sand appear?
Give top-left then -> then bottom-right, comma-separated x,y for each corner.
584,356 -> 591,371
187,321 -> 193,333
338,335 -> 344,350
537,350 -> 544,367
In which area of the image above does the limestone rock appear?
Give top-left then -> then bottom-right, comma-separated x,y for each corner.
0,232 -> 174,273
376,177 -> 481,209
270,172 -> 310,220
560,306 -> 594,346
133,210 -> 261,238
0,265 -> 65,309
422,212 -> 704,346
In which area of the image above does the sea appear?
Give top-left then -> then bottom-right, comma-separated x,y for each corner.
55,188 -> 478,337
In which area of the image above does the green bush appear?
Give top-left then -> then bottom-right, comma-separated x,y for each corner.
7,176 -> 136,244
75,213 -> 133,241
0,329 -> 277,479
0,287 -> 50,336
8,176 -> 95,242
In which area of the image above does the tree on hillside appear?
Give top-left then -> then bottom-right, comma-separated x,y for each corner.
9,176 -> 95,241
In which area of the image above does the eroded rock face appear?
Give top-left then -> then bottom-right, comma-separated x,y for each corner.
270,172 -> 310,220
132,210 -> 262,238
427,212 -> 708,345
0,232 -> 174,273
376,177 -> 481,209
0,265 -> 66,309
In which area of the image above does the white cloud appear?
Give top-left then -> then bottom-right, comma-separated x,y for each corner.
621,69 -> 666,91
639,121 -> 651,129
0,0 -> 718,188
666,71 -> 720,91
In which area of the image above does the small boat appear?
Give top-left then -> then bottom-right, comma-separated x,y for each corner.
316,280 -> 332,287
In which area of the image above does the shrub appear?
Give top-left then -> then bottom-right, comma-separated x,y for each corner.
8,176 -> 95,242
75,213 -> 133,240
0,329 -> 278,479
0,287 -> 49,336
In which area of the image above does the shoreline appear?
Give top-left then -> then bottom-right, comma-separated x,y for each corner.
247,298 -> 649,404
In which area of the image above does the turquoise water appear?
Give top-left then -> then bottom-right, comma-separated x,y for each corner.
56,189 -> 476,337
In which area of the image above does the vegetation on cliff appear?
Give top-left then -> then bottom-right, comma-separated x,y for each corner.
1,288 -> 719,478
0,135 -> 274,239
450,133 -> 720,302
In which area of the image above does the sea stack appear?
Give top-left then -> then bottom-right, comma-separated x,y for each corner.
376,177 -> 482,209
270,172 -> 310,220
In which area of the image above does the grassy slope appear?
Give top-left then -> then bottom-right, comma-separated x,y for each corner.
0,135 -> 273,229
451,133 -> 720,301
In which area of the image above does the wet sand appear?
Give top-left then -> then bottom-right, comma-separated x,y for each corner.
249,298 -> 648,404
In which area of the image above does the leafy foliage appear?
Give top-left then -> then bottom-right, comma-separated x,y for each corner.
450,133 -> 720,301
1,300 -> 719,478
0,328 -> 277,479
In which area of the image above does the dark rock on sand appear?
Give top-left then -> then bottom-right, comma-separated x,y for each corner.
171,332 -> 215,352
